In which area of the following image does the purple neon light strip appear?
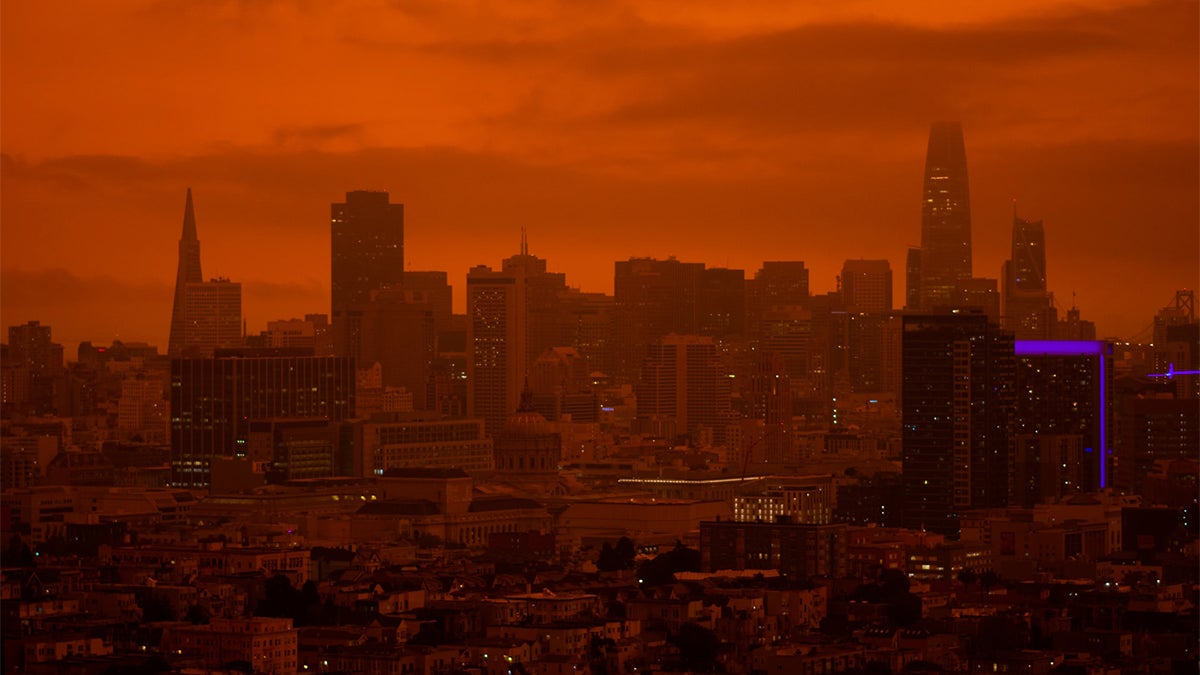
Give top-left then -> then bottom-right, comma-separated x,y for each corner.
1013,340 -> 1105,356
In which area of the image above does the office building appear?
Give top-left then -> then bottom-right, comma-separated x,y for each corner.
700,520 -> 847,579
901,312 -> 1015,536
467,264 -> 527,437
356,414 -> 493,476
635,334 -> 732,445
170,349 -> 355,488
613,257 -> 705,382
179,277 -> 242,357
1002,214 -> 1055,339
915,122 -> 973,310
841,259 -> 893,313
331,190 -> 405,357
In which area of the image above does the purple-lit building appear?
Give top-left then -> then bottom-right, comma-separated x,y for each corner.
1013,340 -> 1113,493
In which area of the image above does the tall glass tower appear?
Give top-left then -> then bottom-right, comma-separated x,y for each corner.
918,122 -> 973,309
168,189 -> 203,357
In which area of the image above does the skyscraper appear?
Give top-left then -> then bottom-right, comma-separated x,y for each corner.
917,123 -> 973,310
168,189 -> 204,357
467,264 -> 527,437
902,312 -> 1015,536
635,334 -> 732,445
1002,214 -> 1055,339
331,191 -> 405,357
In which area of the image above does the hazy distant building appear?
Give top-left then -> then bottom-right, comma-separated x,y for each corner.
170,349 -> 355,488
951,277 -> 1000,323
699,267 -> 746,337
331,190 -> 405,357
747,261 -> 811,341
357,289 -> 437,411
258,315 -> 334,355
841,260 -> 893,313
614,257 -> 705,382
179,277 -> 243,357
901,312 -> 1015,536
168,189 -> 204,357
355,414 -> 492,476
164,190 -> 243,357
635,334 -> 732,445
4,320 -> 64,416
493,391 -> 562,474
915,123 -> 973,310
747,351 -> 792,463
503,241 -> 569,371
1002,214 -> 1055,339
467,265 -> 527,437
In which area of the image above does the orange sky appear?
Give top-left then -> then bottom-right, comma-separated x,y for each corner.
2,0 -> 1197,352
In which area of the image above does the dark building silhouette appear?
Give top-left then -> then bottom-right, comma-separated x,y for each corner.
467,264 -> 527,437
914,123 -> 973,310
635,334 -> 732,445
2,321 -> 64,416
1013,340 -> 1113,492
613,257 -> 705,383
493,389 -> 561,473
170,348 -> 355,488
699,267 -> 746,337
901,312 -> 1015,536
165,191 -> 243,357
331,190 -> 405,357
168,189 -> 204,357
841,259 -> 893,314
1002,214 -> 1055,339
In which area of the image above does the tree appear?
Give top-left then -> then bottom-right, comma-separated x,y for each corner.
672,622 -> 720,672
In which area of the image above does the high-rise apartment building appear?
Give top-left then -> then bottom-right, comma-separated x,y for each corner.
1014,340 -> 1113,492
467,265 -> 527,437
331,191 -> 405,357
902,312 -> 1015,536
170,348 -> 355,488
915,123 -> 973,310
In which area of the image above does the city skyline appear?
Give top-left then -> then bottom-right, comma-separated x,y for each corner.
2,0 -> 1198,351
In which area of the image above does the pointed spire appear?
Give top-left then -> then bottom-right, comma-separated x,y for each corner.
520,226 -> 528,256
181,187 -> 198,242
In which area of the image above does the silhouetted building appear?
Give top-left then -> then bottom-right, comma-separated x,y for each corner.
747,351 -> 792,463
168,188 -> 204,357
3,320 -> 64,416
354,413 -> 492,476
747,261 -> 811,342
467,264 -> 526,437
331,190 -> 405,357
357,289 -> 437,411
635,334 -> 732,445
915,122 -> 973,310
493,390 -> 561,474
1002,214 -> 1055,339
902,312 -> 1015,536
170,349 -> 355,488
1014,340 -> 1113,492
614,257 -> 705,382
178,277 -> 243,357
699,267 -> 746,337
841,259 -> 893,313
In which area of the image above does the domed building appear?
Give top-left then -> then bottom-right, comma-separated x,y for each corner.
493,388 -> 561,474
